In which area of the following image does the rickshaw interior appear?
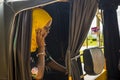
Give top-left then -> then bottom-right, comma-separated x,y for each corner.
0,0 -> 120,80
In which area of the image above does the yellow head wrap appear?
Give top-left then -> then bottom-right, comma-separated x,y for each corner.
31,8 -> 52,52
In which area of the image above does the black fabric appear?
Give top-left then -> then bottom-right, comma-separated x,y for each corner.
83,49 -> 94,75
30,51 -> 38,69
103,7 -> 120,79
44,2 -> 69,66
99,0 -> 118,10
43,72 -> 67,80
30,49 -> 52,69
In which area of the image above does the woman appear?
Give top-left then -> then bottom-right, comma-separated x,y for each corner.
30,8 -> 52,80
30,8 -> 67,80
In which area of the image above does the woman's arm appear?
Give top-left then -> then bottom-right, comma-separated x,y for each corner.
35,29 -> 46,80
46,56 -> 67,73
47,59 -> 66,73
36,51 -> 45,80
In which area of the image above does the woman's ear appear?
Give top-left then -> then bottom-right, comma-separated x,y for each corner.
46,20 -> 52,27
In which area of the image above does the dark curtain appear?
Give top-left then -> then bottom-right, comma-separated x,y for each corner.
44,2 -> 69,66
103,7 -> 120,80
66,0 -> 98,80
9,10 -> 32,80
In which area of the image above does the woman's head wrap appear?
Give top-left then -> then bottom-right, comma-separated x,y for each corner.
31,8 -> 52,52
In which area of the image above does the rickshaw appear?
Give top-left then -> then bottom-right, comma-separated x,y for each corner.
0,0 -> 120,80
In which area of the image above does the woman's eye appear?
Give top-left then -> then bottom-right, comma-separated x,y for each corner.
44,27 -> 51,31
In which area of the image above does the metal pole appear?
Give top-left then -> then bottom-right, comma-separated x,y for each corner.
96,9 -> 101,47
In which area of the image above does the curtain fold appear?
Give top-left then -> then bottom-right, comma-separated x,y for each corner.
9,10 -> 32,80
66,0 -> 98,80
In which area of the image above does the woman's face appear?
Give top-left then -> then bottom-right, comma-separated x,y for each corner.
41,21 -> 52,38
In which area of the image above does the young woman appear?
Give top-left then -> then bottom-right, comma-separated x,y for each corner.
30,8 -> 52,80
30,8 -> 67,80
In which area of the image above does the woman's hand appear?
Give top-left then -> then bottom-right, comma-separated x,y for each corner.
36,28 -> 47,52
